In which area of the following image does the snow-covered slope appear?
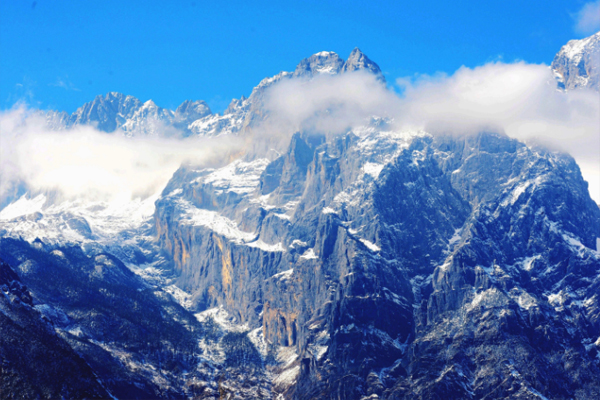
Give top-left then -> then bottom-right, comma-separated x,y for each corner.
0,193 -> 159,267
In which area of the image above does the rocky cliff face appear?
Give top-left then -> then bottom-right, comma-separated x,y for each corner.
154,126 -> 600,398
552,31 -> 600,91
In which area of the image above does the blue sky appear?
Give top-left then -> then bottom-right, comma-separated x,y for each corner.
1,0 -> 598,114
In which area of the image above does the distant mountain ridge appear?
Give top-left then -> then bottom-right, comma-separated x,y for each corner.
47,92 -> 212,136
46,48 -> 384,137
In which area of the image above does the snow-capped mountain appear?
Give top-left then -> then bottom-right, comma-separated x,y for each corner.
552,31 -> 600,91
2,40 -> 600,399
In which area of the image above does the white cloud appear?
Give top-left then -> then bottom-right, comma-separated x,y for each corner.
262,71 -> 401,135
574,1 -> 600,35
0,107 -> 240,205
49,76 -> 80,91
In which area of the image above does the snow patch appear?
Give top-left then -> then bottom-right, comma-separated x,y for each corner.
274,365 -> 300,387
177,199 -> 256,244
300,248 -> 318,260
271,268 -> 294,282
509,288 -> 538,310
277,345 -> 298,368
448,228 -> 462,247
247,327 -> 268,358
467,288 -> 508,311
517,255 -> 541,271
362,162 -> 384,178
201,158 -> 270,195
247,240 -> 285,252
359,238 -> 380,252
289,239 -> 307,249
195,305 -> 248,333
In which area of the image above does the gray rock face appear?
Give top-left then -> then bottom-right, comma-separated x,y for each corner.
175,99 -> 212,121
58,92 -> 213,136
552,31 -> 600,91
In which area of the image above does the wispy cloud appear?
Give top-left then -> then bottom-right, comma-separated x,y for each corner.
573,1 -> 600,35
263,71 -> 400,135
49,76 -> 80,91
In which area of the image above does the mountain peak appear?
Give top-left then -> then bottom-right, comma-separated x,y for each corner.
293,51 -> 345,78
175,100 -> 211,122
143,99 -> 157,108
292,48 -> 385,82
343,48 -> 385,82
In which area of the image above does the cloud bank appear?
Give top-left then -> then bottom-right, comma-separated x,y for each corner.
574,1 -> 600,35
0,107 -> 240,206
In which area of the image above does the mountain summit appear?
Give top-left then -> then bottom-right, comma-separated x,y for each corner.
343,47 -> 386,81
293,48 -> 385,82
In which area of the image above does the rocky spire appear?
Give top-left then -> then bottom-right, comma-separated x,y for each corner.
342,47 -> 386,82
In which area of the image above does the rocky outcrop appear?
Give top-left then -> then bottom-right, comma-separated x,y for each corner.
70,91 -> 142,132
344,47 -> 386,82
293,51 -> 346,77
